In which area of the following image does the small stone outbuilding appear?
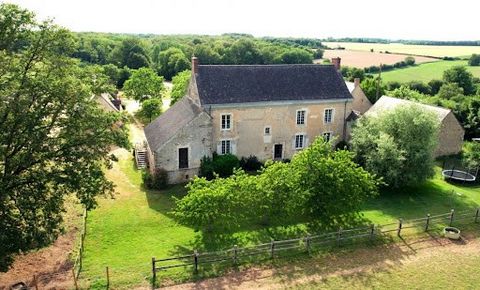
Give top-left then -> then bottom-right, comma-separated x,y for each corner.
366,96 -> 464,157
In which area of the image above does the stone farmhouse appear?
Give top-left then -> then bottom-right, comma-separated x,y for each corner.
366,96 -> 464,157
144,57 -> 372,183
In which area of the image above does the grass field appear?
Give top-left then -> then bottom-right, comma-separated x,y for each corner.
323,42 -> 480,58
80,144 -> 480,288
376,60 -> 480,83
320,49 -> 437,68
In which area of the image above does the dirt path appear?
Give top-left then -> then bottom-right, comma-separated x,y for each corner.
0,201 -> 82,290
162,234 -> 480,290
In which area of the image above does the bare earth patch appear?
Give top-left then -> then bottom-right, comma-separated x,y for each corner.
319,50 -> 437,68
162,233 -> 480,290
0,200 -> 82,290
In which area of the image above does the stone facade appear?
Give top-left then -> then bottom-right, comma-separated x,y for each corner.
209,100 -> 352,160
152,111 -> 213,183
435,111 -> 464,157
350,85 -> 372,114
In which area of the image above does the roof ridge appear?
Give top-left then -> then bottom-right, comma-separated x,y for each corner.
198,64 -> 335,68
381,95 -> 451,113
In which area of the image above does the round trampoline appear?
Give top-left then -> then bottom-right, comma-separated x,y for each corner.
442,169 -> 476,182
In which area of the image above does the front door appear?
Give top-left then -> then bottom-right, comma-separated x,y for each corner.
274,144 -> 283,160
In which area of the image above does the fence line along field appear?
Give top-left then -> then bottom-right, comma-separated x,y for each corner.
319,49 -> 437,68
376,60 -> 480,83
323,42 -> 480,58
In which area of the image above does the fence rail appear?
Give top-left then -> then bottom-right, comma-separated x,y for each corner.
73,208 -> 87,280
151,207 -> 480,287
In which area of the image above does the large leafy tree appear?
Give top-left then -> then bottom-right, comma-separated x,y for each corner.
156,47 -> 190,80
123,67 -> 164,101
174,138 -> 378,232
351,104 -> 439,188
443,66 -> 476,95
170,70 -> 191,105
0,4 -> 130,269
109,37 -> 150,69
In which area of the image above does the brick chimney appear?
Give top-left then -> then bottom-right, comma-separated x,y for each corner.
192,56 -> 199,74
354,78 -> 360,87
331,57 -> 341,70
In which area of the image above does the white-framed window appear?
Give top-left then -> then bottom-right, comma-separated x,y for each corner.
296,110 -> 306,125
221,114 -> 232,130
323,132 -> 332,142
295,134 -> 306,149
220,139 -> 232,155
324,109 -> 334,123
264,126 -> 271,135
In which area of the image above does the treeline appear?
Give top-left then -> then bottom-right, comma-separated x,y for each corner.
72,33 -> 323,81
324,37 -> 480,46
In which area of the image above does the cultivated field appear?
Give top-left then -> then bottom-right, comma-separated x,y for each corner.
319,49 -> 437,68
377,60 -> 480,83
323,42 -> 480,58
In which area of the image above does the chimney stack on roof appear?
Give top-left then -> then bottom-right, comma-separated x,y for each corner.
192,56 -> 199,74
331,57 -> 341,70
354,78 -> 360,87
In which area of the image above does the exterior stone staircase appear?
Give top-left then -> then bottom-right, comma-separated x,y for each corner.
135,142 -> 147,169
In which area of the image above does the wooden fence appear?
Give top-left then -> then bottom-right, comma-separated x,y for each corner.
151,207 -> 480,287
73,208 -> 87,280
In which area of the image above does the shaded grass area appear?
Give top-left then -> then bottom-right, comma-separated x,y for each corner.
81,153 -> 479,288
375,60 -> 480,83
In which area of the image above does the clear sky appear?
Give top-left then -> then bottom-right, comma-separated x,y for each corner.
6,0 -> 480,41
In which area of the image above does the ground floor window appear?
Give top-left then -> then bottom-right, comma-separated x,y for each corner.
221,139 -> 231,155
323,132 -> 332,142
178,147 -> 188,169
295,134 -> 305,149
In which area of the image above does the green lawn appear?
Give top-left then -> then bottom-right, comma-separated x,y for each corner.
376,60 -> 480,83
80,152 -> 480,289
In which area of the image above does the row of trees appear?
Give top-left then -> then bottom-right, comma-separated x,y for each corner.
174,139 -> 379,232
73,33 -> 321,81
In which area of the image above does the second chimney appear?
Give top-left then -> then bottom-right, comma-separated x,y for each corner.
331,57 -> 341,70
192,56 -> 199,74
354,78 -> 360,87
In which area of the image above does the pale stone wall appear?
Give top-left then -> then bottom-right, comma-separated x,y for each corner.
351,86 -> 372,114
153,112 -> 213,183
435,112 -> 464,157
210,100 -> 352,160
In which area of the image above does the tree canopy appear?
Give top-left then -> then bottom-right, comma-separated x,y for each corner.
0,4 -> 130,270
174,138 -> 379,232
123,67 -> 164,101
351,104 -> 439,188
170,70 -> 191,105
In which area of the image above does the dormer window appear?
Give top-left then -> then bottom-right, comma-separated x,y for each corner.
296,110 -> 306,125
221,114 -> 231,130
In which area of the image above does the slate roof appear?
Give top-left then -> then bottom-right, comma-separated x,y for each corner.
367,96 -> 451,121
144,97 -> 203,151
195,64 -> 352,105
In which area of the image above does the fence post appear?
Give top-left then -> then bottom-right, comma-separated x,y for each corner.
397,219 -> 403,237
151,257 -> 156,288
369,224 -> 375,240
33,274 -> 38,290
337,228 -> 342,245
194,250 -> 199,273
233,245 -> 238,265
475,208 -> 479,223
449,209 -> 455,226
270,240 -> 275,259
72,268 -> 79,290
425,214 -> 431,232
305,235 -> 311,254
106,266 -> 110,289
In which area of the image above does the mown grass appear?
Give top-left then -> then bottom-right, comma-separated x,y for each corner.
375,60 -> 480,83
80,152 -> 479,289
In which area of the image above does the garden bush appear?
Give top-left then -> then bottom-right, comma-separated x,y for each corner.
142,168 -> 169,190
239,155 -> 263,172
199,153 -> 240,179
